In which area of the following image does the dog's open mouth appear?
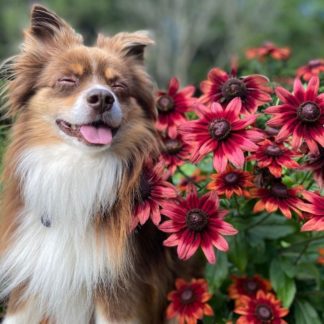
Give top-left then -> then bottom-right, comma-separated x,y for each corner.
56,119 -> 118,146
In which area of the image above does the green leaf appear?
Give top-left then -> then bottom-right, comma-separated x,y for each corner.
294,299 -> 322,324
205,252 -> 228,292
295,263 -> 321,288
270,259 -> 296,308
228,232 -> 248,272
248,214 -> 298,239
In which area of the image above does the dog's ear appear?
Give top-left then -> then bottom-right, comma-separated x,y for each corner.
98,31 -> 154,63
28,5 -> 82,45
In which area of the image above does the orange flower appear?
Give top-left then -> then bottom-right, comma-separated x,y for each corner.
166,278 -> 214,324
246,42 -> 291,61
207,167 -> 254,199
296,59 -> 324,81
234,290 -> 289,324
228,275 -> 272,300
317,248 -> 324,265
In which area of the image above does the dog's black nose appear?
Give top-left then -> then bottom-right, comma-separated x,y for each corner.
86,88 -> 115,113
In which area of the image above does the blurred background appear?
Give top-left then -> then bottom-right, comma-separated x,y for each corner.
0,0 -> 323,86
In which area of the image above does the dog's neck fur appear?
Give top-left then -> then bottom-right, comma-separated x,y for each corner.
16,144 -> 123,231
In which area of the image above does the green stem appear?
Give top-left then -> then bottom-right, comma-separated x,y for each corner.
177,167 -> 203,190
294,240 -> 311,265
280,235 -> 324,251
247,214 -> 269,230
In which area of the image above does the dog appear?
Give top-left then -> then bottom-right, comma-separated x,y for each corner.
0,5 -> 189,323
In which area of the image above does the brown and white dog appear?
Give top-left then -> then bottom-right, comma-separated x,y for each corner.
0,5 -> 191,324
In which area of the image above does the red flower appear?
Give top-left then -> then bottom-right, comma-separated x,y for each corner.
246,42 -> 291,61
303,146 -> 324,189
156,77 -> 196,138
200,68 -> 272,114
234,290 -> 289,324
207,166 -> 254,199
180,98 -> 264,173
265,77 -> 324,154
228,275 -> 272,300
159,134 -> 192,174
299,191 -> 324,232
159,184 -> 238,264
296,59 -> 324,81
133,163 -> 177,227
166,278 -> 214,324
317,248 -> 324,265
252,182 -> 304,219
249,139 -> 299,177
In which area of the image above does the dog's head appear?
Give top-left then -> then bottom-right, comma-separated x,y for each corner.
4,5 -> 157,154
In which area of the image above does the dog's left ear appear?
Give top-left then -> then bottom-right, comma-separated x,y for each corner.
98,31 -> 154,63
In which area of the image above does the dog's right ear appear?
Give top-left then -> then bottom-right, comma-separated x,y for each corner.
28,5 -> 82,45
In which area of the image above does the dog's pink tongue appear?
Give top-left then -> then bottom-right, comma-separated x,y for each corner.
80,125 -> 112,145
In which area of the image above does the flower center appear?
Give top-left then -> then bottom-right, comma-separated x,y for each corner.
243,279 -> 259,294
221,78 -> 247,101
308,59 -> 321,68
297,101 -> 321,122
265,144 -> 283,157
186,208 -> 208,232
270,182 -> 288,198
139,173 -> 151,200
164,138 -> 183,155
209,119 -> 231,140
224,172 -> 240,185
255,304 -> 273,321
157,95 -> 174,112
180,288 -> 195,304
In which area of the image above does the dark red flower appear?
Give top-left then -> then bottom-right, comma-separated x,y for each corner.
228,275 -> 272,300
166,278 -> 213,324
159,184 -> 238,263
299,191 -> 324,232
234,290 -> 289,324
159,134 -> 192,174
156,77 -> 196,138
249,139 -> 299,177
200,68 -> 272,114
296,59 -> 324,81
207,166 -> 254,199
265,77 -> 324,154
132,163 -> 177,227
252,182 -> 304,219
180,98 -> 264,173
303,145 -> 324,189
246,42 -> 291,61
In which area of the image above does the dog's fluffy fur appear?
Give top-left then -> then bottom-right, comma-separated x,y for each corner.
0,5 -> 194,324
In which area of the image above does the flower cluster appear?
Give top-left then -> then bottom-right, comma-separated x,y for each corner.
131,49 -> 324,323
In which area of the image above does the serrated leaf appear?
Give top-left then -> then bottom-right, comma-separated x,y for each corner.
294,299 -> 322,324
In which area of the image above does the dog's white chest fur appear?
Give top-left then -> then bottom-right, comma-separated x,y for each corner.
0,144 -> 124,323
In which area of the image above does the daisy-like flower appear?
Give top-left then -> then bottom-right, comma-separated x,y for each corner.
246,42 -> 291,61
303,145 -> 324,189
234,290 -> 289,324
296,59 -> 324,81
159,134 -> 192,175
228,275 -> 272,300
249,139 -> 299,177
200,68 -> 272,114
180,98 -> 264,173
252,181 -> 304,219
299,191 -> 324,232
265,77 -> 324,154
133,163 -> 177,227
159,184 -> 238,263
166,278 -> 214,324
156,77 -> 196,138
207,166 -> 254,199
